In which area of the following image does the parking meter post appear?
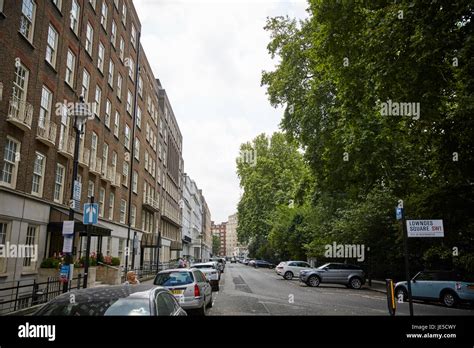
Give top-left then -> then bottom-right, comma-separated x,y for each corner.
401,208 -> 414,316
83,196 -> 94,289
386,279 -> 396,316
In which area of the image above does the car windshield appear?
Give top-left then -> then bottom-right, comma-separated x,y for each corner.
104,299 -> 151,316
154,272 -> 194,286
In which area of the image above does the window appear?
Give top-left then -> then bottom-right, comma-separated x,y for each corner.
118,238 -> 124,261
114,0 -> 119,10
20,0 -> 36,42
120,199 -> 126,223
23,225 -> 38,270
124,125 -> 130,149
101,1 -> 108,29
81,69 -> 90,102
52,0 -> 61,11
88,180 -> 95,198
138,76 -> 143,97
91,131 -> 98,163
31,152 -> 45,196
122,161 -> 129,187
117,74 -> 122,99
65,50 -> 76,86
99,187 -> 105,217
0,222 -> 9,273
93,86 -> 102,116
119,37 -> 125,62
134,138 -> 140,160
144,152 -> 149,172
111,20 -> 117,47
127,90 -> 132,114
108,192 -> 115,220
1,137 -> 21,188
131,205 -> 136,227
108,61 -> 114,87
54,164 -> 65,203
45,24 -> 58,67
122,3 -> 127,25
128,58 -> 134,80
105,99 -> 111,128
39,86 -> 52,128
136,107 -> 142,129
70,0 -> 80,34
98,42 -> 105,72
114,111 -> 120,137
89,0 -> 96,10
102,143 -> 108,173
85,22 -> 94,55
131,24 -> 137,48
132,170 -> 138,193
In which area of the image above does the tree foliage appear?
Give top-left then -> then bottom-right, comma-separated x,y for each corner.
236,0 -> 474,276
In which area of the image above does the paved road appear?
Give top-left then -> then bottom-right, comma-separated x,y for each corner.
208,263 -> 474,316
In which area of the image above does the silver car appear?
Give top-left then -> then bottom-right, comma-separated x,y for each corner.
191,262 -> 220,291
153,268 -> 213,315
299,263 -> 366,289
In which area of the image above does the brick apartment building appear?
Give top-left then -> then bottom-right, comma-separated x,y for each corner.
0,0 -> 183,286
211,221 -> 227,257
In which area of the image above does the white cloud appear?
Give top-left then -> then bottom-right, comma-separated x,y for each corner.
134,0 -> 308,222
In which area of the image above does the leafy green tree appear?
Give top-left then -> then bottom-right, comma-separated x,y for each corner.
260,0 -> 474,274
212,235 -> 221,256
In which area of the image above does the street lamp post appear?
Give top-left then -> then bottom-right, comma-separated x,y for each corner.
63,96 -> 90,293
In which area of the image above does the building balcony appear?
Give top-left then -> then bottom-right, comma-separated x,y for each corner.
111,171 -> 121,187
89,156 -> 102,175
7,97 -> 33,131
58,134 -> 74,158
79,147 -> 90,167
36,120 -> 57,147
143,195 -> 159,212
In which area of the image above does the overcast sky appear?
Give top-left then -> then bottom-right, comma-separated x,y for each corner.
134,0 -> 308,223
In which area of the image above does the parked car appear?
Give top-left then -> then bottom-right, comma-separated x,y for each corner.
35,284 -> 187,316
248,259 -> 256,267
242,259 -> 250,265
230,257 -> 237,263
299,263 -> 366,289
276,261 -> 312,280
210,257 -> 225,273
154,268 -> 213,315
191,262 -> 220,291
395,270 -> 474,308
253,260 -> 275,269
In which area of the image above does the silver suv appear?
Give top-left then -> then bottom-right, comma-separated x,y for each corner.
299,263 -> 366,289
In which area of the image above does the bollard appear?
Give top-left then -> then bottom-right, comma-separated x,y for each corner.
386,279 -> 396,316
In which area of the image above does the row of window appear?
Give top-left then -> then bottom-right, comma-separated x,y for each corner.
1,135 -> 159,228
0,222 -> 38,274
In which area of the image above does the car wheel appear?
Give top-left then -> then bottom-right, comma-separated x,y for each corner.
395,287 -> 407,302
349,277 -> 362,289
441,291 -> 458,308
200,301 -> 207,316
284,271 -> 294,280
307,275 -> 320,287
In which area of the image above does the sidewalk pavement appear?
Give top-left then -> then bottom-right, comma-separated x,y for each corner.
364,279 -> 387,294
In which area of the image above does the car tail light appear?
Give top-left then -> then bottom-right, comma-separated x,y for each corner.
194,284 -> 200,297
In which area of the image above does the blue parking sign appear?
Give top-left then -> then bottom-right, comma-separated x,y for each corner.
396,207 -> 403,220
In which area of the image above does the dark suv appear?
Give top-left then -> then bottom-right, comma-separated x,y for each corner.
299,263 -> 366,289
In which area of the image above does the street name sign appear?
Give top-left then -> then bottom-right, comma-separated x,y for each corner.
406,220 -> 444,237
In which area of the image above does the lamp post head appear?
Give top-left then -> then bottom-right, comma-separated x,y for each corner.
72,96 -> 92,128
